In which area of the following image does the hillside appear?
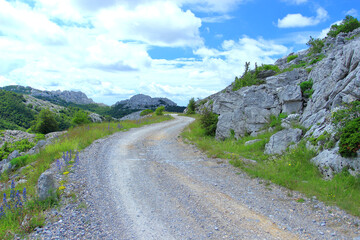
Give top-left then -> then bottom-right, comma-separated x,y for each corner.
191,23 -> 360,179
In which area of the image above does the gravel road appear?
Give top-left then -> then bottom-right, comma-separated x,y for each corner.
29,115 -> 360,240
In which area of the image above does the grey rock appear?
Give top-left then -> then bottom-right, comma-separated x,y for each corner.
1,162 -> 12,174
265,129 -> 303,155
88,113 -> 103,123
244,139 -> 262,146
114,94 -> 177,110
8,150 -> 21,161
311,146 -> 360,179
257,70 -> 276,79
37,170 -> 57,201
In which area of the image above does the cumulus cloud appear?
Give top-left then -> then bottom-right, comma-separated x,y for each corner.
0,0 -> 66,44
345,8 -> 358,17
95,1 -> 203,47
277,7 -> 328,28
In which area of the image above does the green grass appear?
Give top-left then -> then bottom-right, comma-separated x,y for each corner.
0,114 -> 173,239
287,54 -> 298,63
181,117 -> 360,217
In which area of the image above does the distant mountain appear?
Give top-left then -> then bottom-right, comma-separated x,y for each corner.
1,85 -> 95,105
111,94 -> 185,118
114,94 -> 177,109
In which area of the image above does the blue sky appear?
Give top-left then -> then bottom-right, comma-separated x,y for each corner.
0,0 -> 359,106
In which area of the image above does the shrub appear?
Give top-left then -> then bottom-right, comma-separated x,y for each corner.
332,101 -> 360,157
307,36 -> 324,54
200,108 -> 218,136
71,110 -> 90,126
328,15 -> 360,38
309,54 -> 325,65
140,109 -> 153,116
155,106 -> 165,116
287,55 -> 298,63
187,98 -> 196,114
233,72 -> 264,91
280,61 -> 307,73
299,79 -> 314,98
33,109 -> 59,134
256,64 -> 280,73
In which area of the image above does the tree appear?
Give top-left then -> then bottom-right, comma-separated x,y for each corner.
33,109 -> 58,134
155,106 -> 165,116
327,15 -> 360,37
200,108 -> 218,136
306,36 -> 324,54
71,110 -> 90,125
187,98 -> 196,114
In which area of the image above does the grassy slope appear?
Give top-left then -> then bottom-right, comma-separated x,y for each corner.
181,116 -> 360,217
0,114 -> 173,239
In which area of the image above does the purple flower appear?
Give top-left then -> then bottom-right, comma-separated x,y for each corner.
23,188 -> 27,202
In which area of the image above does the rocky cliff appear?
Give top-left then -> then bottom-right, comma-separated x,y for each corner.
194,28 -> 360,178
114,94 -> 177,109
1,85 -> 95,105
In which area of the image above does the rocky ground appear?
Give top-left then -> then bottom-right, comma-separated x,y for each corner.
26,116 -> 360,240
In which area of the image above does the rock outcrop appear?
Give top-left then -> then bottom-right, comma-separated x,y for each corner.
114,94 -> 177,109
192,28 -> 360,177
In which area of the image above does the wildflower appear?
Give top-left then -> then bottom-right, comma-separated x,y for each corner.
63,171 -> 69,175
58,186 -> 66,191
15,190 -> 22,209
23,188 -> 27,202
3,193 -> 10,210
288,163 -> 291,166
0,205 -> 4,218
10,180 -> 15,202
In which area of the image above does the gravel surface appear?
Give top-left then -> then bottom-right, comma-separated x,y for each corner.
28,115 -> 360,239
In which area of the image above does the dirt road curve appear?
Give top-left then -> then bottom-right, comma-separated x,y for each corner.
31,115 -> 360,240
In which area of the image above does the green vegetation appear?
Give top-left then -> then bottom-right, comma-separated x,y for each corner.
0,114 -> 173,239
32,109 -> 59,134
0,90 -> 35,130
307,37 -> 324,54
0,139 -> 36,161
332,101 -> 360,157
280,61 -> 307,73
182,116 -> 360,217
71,110 -> 91,126
199,108 -> 218,136
140,109 -> 154,116
328,15 -> 360,38
187,98 -> 196,114
309,54 -> 325,65
255,64 -> 280,73
299,79 -> 314,98
345,33 -> 360,41
155,106 -> 165,116
287,54 -> 298,63
267,113 -> 288,131
233,72 -> 264,91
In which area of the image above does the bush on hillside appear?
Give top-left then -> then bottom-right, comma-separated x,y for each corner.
33,109 -> 59,134
328,15 -> 360,38
155,106 -> 165,116
332,101 -> 360,157
71,110 -> 91,126
307,36 -> 324,54
287,55 -> 298,63
187,98 -> 196,114
140,109 -> 153,116
200,108 -> 218,136
299,79 -> 314,98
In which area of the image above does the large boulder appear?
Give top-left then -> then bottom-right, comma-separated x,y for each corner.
8,150 -> 21,161
37,170 -> 57,201
279,85 -> 303,114
265,128 -> 303,155
311,146 -> 360,179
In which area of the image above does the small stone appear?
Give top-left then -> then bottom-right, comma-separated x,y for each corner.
321,222 -> 326,226
214,226 -> 219,231
319,231 -> 324,235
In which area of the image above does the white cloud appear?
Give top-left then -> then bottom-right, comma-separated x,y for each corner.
202,14 -> 233,23
95,1 -> 203,47
281,0 -> 308,5
318,20 -> 342,39
345,9 -> 359,17
0,0 -> 66,44
277,7 -> 328,28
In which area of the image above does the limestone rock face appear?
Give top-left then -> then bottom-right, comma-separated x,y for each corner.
194,28 -> 360,178
264,129 -> 303,155
114,94 -> 177,110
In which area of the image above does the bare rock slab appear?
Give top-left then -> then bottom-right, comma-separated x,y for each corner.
265,128 -> 303,155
